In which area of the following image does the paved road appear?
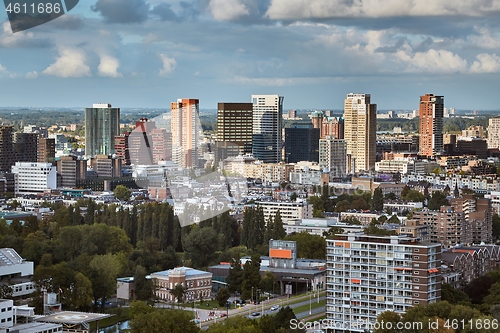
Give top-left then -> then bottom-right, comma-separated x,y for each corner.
163,292 -> 327,329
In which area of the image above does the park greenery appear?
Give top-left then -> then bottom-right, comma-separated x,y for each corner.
0,198 -> 327,314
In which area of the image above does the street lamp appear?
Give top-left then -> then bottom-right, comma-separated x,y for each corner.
309,291 -> 312,315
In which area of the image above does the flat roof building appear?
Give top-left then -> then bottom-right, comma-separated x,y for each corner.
326,234 -> 441,332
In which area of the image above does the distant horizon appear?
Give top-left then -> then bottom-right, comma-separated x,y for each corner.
0,106 -> 500,114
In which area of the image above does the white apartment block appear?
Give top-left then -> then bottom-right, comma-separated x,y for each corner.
326,234 -> 441,332
319,137 -> 347,178
289,169 -> 323,185
375,159 -> 440,174
488,117 -> 500,149
243,162 -> 290,183
255,201 -> 313,224
402,173 -> 500,194
11,162 -> 57,194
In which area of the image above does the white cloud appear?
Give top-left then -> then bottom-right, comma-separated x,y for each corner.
467,27 -> 500,50
0,22 -> 51,48
25,71 -> 38,79
265,0 -> 500,20
159,54 -> 177,76
470,53 -> 500,73
43,48 -> 91,78
209,0 -> 250,21
98,54 -> 122,77
396,49 -> 468,73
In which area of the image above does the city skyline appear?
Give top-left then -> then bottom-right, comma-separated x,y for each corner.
0,1 -> 500,109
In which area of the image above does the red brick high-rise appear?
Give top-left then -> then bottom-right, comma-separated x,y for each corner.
419,94 -> 444,157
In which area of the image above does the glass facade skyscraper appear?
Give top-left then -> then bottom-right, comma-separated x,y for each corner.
85,103 -> 120,158
252,95 -> 284,163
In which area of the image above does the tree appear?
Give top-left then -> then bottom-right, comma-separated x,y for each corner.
241,254 -> 261,302
374,311 -> 402,333
226,256 -> 244,294
114,185 -> 131,201
334,199 -> 351,213
384,192 -> 397,200
206,317 -> 260,333
323,226 -> 344,238
342,216 -> 361,225
464,275 -> 494,304
129,305 -> 199,333
87,253 -> 125,310
307,196 -> 324,217
428,191 -> 449,210
483,282 -> 500,306
285,232 -> 326,259
65,272 -> 93,311
216,287 -> 231,307
272,306 -> 305,333
271,210 -> 286,240
400,185 -> 410,199
440,283 -> 470,305
290,192 -> 297,201
171,284 -> 186,304
405,190 -> 425,202
387,215 -> 400,224
493,214 -> 500,240
134,265 -> 154,301
0,285 -> 12,299
372,187 -> 384,211
182,227 -> 218,268
260,271 -> 278,295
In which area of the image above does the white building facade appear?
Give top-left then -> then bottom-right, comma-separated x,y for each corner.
326,234 -> 441,332
11,162 -> 57,194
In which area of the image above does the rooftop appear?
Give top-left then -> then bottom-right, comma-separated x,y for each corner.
0,248 -> 24,266
36,311 -> 113,325
6,322 -> 61,333
152,266 -> 211,278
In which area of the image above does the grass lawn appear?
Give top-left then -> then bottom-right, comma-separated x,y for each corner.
179,299 -> 224,311
292,299 -> 326,315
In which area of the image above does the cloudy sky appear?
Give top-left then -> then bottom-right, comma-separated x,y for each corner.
1,0 -> 500,110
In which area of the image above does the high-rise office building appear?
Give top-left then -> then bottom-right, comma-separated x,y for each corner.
151,129 -> 172,164
215,102 -> 253,163
171,99 -> 200,168
319,136 -> 347,178
56,155 -> 87,188
129,118 -> 156,165
326,234 -> 441,332
0,126 -> 15,173
343,93 -> 376,173
114,132 -> 130,165
38,137 -> 56,164
14,132 -> 38,163
284,123 -> 319,163
419,94 -> 444,157
252,95 -> 284,163
85,103 -> 120,158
